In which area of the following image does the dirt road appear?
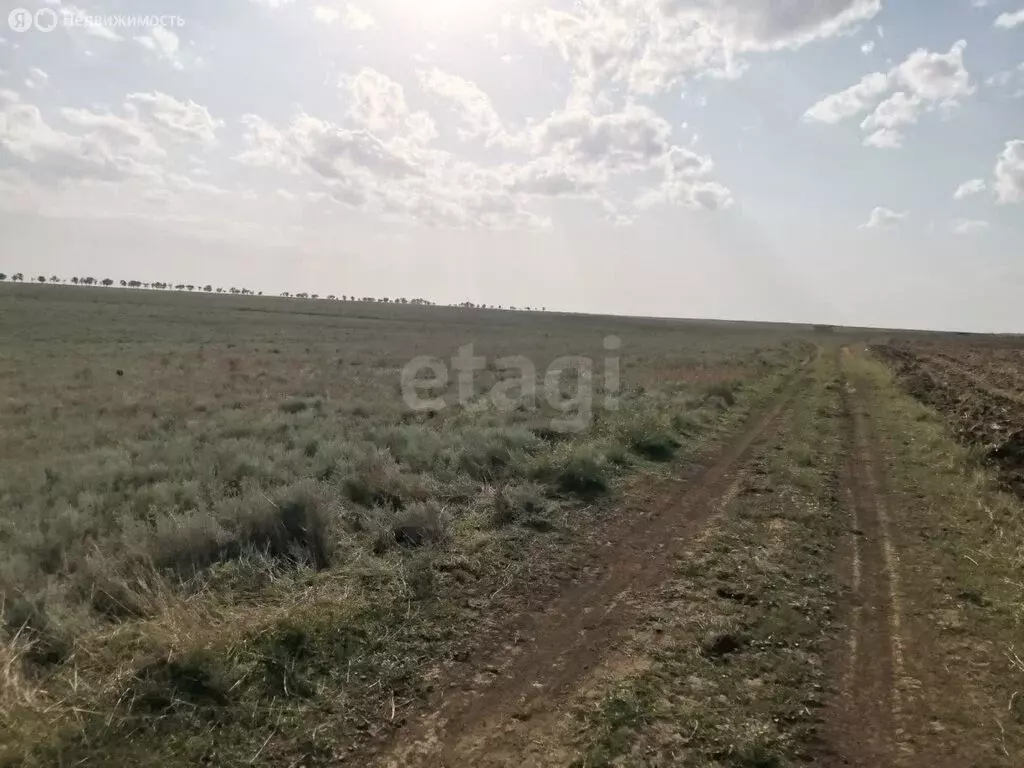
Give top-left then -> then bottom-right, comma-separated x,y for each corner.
377,364 -> 811,767
825,347 -> 1023,767
827,350 -> 905,766
359,346 -> 1024,767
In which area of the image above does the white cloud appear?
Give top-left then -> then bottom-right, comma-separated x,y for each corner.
951,218 -> 990,234
231,83 -> 732,230
534,104 -> 672,171
340,69 -> 409,133
995,9 -> 1024,28
339,68 -> 437,144
953,178 -> 986,199
134,27 -> 186,70
860,206 -> 908,229
897,40 -> 973,105
863,128 -> 903,148
637,145 -> 733,211
250,0 -> 296,7
342,3 -> 375,31
861,40 -> 875,54
995,139 -> 1024,204
312,5 -> 340,24
24,67 -> 48,90
861,91 -> 921,132
805,41 -> 974,148
233,111 -> 548,229
666,0 -> 883,52
506,156 -> 601,197
417,68 -> 504,143
526,0 -> 881,99
0,91 -> 222,190
804,72 -> 890,123
126,92 -> 223,147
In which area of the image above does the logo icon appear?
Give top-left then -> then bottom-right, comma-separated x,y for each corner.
8,8 -> 33,32
34,7 -> 59,32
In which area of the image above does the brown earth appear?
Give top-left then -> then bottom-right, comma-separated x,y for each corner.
824,349 -> 902,766
874,343 -> 1024,497
370,360 -> 813,767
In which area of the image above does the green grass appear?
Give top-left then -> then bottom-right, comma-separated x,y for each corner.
0,283 -> 813,764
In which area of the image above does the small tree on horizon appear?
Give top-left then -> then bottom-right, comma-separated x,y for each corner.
0,273 -> 6,281
102,278 -> 114,287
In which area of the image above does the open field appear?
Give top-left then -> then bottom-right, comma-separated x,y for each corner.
3,284 -> 1024,766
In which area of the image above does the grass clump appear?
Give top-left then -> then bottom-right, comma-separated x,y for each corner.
150,481 -> 333,575
342,449 -> 418,510
703,381 -> 737,407
373,501 -> 448,553
130,650 -> 232,713
457,427 -> 539,482
1,596 -> 72,667
623,418 -> 680,461
553,446 -> 611,498
279,398 -> 311,414
491,481 -> 550,527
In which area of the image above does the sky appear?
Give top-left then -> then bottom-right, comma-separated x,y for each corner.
0,0 -> 1022,332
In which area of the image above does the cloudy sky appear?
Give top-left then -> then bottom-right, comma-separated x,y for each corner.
0,0 -> 1022,331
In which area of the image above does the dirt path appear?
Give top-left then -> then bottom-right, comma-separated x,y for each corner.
827,349 -> 905,766
824,347 -> 1020,768
376,363 -> 811,767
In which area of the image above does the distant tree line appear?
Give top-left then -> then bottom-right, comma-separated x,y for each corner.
0,272 -> 547,312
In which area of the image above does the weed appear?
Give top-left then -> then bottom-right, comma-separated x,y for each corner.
624,418 -> 680,461
392,502 -> 448,549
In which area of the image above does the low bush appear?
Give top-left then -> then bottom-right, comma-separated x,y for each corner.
149,482 -> 332,575
491,481 -> 549,527
458,427 -> 539,482
389,502 -> 448,550
624,419 -> 680,461
703,381 -> 737,407
540,446 -> 611,499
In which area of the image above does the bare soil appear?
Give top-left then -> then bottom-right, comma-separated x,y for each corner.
875,342 -> 1024,496
824,351 -> 901,766
374,362 -> 812,767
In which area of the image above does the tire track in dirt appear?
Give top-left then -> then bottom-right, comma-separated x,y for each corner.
376,360 -> 813,768
828,348 -> 906,767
